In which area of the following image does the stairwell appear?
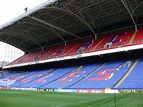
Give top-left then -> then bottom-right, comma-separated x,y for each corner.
68,63 -> 106,88
65,43 -> 79,55
129,31 -> 137,44
113,59 -> 140,88
93,38 -> 105,49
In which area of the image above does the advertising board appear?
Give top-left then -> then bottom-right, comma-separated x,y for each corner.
76,89 -> 104,93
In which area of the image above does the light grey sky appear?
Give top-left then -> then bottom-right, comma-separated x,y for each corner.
0,0 -> 49,26
0,0 -> 49,61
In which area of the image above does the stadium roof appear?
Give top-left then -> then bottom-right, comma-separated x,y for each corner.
0,0 -> 143,52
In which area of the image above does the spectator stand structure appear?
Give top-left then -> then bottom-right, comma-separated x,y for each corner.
0,0 -> 143,93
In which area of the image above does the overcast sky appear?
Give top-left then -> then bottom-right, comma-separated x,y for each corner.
0,0 -> 49,26
0,0 -> 49,61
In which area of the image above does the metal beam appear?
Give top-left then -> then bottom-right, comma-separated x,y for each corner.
2,27 -> 44,51
19,21 -> 67,46
30,16 -> 80,38
121,0 -> 137,31
50,28 -> 67,46
42,6 -> 97,37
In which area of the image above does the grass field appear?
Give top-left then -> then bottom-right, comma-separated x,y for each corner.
0,89 -> 143,107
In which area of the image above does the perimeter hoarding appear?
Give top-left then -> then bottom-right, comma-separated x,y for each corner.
76,89 -> 105,93
54,89 -> 76,92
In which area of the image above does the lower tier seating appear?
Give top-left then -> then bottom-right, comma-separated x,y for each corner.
1,58 -> 143,89
118,59 -> 143,89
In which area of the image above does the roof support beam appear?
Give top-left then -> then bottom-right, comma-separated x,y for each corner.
21,22 -> 68,46
121,0 -> 137,31
3,27 -> 44,51
50,28 -> 67,46
43,7 -> 97,38
30,16 -> 80,39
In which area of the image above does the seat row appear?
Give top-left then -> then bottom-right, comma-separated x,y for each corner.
9,27 -> 143,65
1,58 -> 143,89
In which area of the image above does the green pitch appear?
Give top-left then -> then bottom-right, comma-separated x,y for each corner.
0,89 -> 143,107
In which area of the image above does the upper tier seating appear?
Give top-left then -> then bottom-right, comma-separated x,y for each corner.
109,30 -> 133,47
65,39 -> 92,56
8,27 -> 143,66
132,27 -> 143,44
9,52 -> 37,65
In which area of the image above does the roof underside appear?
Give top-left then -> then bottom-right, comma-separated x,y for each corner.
0,0 -> 143,52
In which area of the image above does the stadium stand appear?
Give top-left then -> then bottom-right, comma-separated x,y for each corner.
1,0 -> 143,92
2,26 -> 143,90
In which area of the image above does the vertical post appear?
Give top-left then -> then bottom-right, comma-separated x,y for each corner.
65,41 -> 67,46
4,42 -> 7,66
95,33 -> 97,39
7,78 -> 9,89
114,92 -> 117,107
135,24 -> 138,32
19,77 -> 21,88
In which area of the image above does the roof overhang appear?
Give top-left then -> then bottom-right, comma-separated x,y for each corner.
0,0 -> 143,52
